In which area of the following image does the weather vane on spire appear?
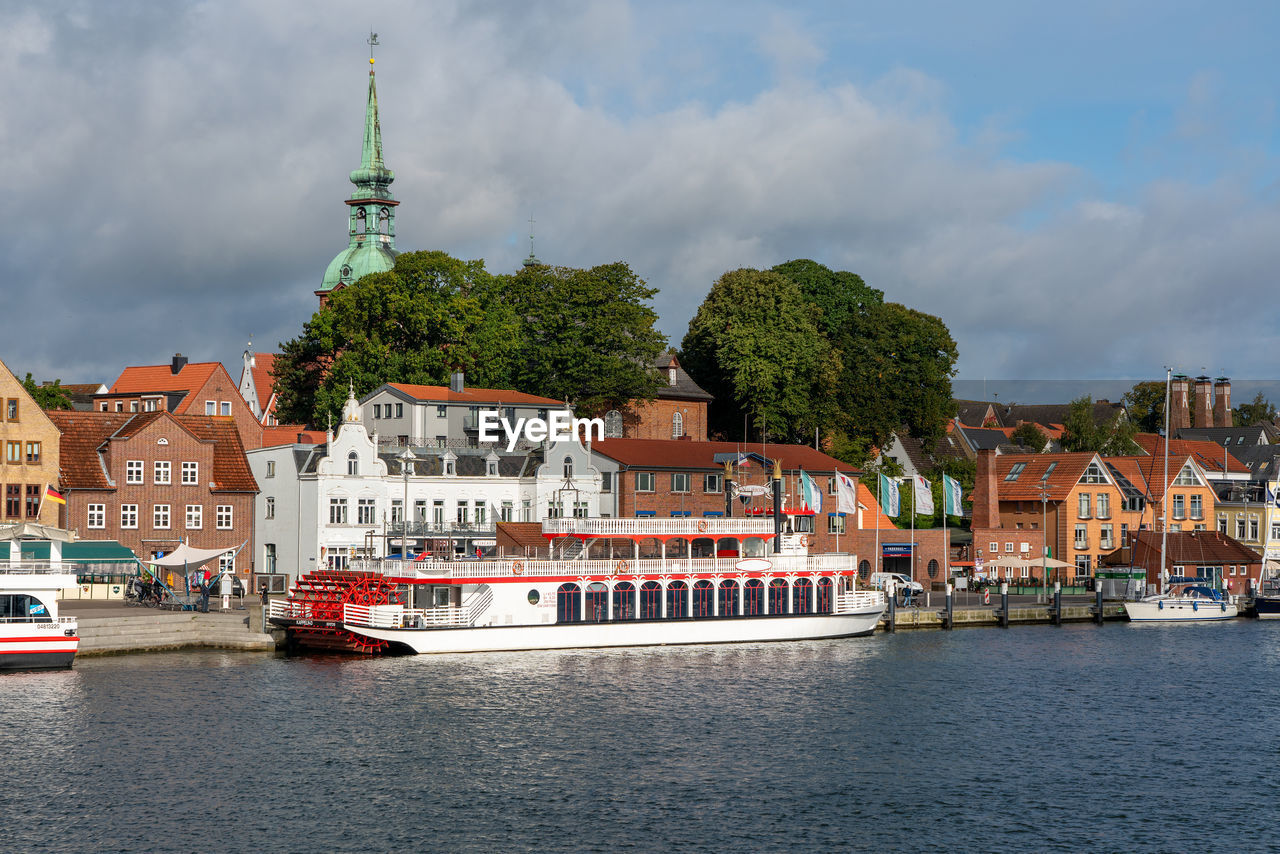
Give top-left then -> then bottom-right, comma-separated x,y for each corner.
528,213 -> 536,257
368,31 -> 379,65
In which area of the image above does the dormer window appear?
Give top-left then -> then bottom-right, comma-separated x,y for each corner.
1005,462 -> 1026,482
347,452 -> 359,476
668,367 -> 677,386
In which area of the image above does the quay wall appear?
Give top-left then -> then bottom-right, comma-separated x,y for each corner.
75,604 -> 275,656
882,603 -> 1128,630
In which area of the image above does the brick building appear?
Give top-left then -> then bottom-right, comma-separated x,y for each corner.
48,410 -> 258,583
96,354 -> 264,451
1128,529 -> 1260,591
0,360 -> 63,526
613,353 -> 712,441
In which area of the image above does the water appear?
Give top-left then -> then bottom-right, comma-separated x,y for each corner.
3,622 -> 1279,853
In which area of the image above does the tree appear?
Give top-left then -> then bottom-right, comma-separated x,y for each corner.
274,250 -> 519,426
1061,396 -> 1139,455
1009,422 -> 1048,451
21,374 -> 73,410
1122,381 -> 1165,433
771,260 -> 957,455
1234,392 -> 1277,427
500,261 -> 667,415
681,268 -> 840,443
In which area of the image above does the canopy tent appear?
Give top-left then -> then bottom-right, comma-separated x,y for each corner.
21,540 -> 137,563
146,542 -> 244,571
0,522 -> 76,543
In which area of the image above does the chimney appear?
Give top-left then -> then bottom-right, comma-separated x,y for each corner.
1214,377 -> 1232,427
973,449 -> 1001,530
171,353 -> 187,375
1194,376 -> 1212,428
1170,375 -> 1191,433
450,371 -> 465,393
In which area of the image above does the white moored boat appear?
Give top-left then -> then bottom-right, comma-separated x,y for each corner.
1,525 -> 79,671
270,517 -> 885,654
1124,581 -> 1238,622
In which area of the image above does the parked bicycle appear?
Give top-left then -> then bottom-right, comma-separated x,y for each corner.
124,577 -> 162,607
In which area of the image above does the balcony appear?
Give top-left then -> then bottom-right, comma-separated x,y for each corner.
387,521 -> 496,538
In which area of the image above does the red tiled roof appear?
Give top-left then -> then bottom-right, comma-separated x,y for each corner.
992,452 -> 1102,501
592,438 -> 858,473
1131,529 -> 1260,566
251,353 -> 277,413
386,383 -> 564,407
176,416 -> 257,492
107,362 -> 226,415
858,482 -> 897,529
1132,434 -> 1249,475
262,425 -> 327,447
1114,453 -> 1199,499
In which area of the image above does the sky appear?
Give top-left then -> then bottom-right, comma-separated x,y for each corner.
3,1 -> 1279,403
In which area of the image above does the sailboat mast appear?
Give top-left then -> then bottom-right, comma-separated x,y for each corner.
1160,367 -> 1171,595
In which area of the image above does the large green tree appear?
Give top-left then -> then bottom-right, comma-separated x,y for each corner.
1122,381 -> 1166,433
771,260 -> 958,457
1234,392 -> 1277,427
1009,422 -> 1048,451
274,250 -> 519,426
1061,395 -> 1139,455
681,268 -> 840,442
499,261 -> 667,415
21,374 -> 73,410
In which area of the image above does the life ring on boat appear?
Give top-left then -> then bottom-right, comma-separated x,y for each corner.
512,561 -> 524,576
697,520 -> 708,533
616,560 -> 629,574
799,535 -> 809,547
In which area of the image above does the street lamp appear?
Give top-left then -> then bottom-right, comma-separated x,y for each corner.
1040,482 -> 1049,604
398,447 -> 416,561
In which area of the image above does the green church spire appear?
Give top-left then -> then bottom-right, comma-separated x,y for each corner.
318,34 -> 400,303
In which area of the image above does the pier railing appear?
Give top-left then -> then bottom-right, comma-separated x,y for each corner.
351,553 -> 854,581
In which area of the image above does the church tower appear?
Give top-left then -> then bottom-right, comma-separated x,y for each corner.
317,41 -> 400,307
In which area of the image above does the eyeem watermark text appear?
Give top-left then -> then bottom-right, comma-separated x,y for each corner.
477,410 -> 604,452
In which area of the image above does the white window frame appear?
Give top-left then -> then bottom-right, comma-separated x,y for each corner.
216,504 -> 233,530
704,474 -> 723,494
265,497 -> 275,520
126,460 -> 143,484
357,497 -> 376,525
182,462 -> 198,485
220,401 -> 231,416
328,498 -> 347,525
153,504 -> 170,529
87,504 -> 105,529
154,460 -> 171,485
186,504 -> 203,530
671,472 -> 691,493
120,504 -> 138,529
205,401 -> 215,415
636,472 -> 655,493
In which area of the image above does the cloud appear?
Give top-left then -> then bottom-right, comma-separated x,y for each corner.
1,0 -> 1277,395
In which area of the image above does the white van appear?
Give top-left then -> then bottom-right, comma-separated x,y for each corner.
869,572 -> 924,596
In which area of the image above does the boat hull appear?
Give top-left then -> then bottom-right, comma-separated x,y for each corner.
1252,596 -> 1280,619
1124,600 -> 1238,622
349,610 -> 884,655
0,632 -> 79,671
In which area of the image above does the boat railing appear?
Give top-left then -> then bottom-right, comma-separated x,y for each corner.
0,561 -> 86,576
834,590 -> 884,614
0,615 -> 77,626
345,585 -> 494,629
541,517 -> 775,538
352,553 -> 853,580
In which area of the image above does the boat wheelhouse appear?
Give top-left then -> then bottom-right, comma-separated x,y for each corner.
1,524 -> 80,671
268,516 -> 885,654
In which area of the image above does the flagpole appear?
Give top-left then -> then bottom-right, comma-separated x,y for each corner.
876,474 -> 882,581
911,478 -> 916,584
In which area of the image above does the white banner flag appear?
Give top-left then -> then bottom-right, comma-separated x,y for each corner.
836,472 -> 859,515
913,474 -> 934,515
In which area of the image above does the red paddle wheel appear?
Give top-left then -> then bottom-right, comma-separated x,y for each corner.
281,570 -> 403,654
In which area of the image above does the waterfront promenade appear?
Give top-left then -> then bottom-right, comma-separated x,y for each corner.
63,599 -> 275,655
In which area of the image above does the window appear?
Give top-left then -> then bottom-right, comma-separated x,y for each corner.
220,401 -> 231,416
154,504 -> 170,529
126,460 -> 143,484
1075,554 -> 1092,575
672,411 -> 684,438
396,403 -> 403,418
443,458 -> 455,476
6,399 -> 17,420
1236,517 -> 1246,539
572,501 -> 588,519
1004,542 -> 1014,553
1121,523 -> 1130,547
1096,493 -> 1109,519
24,442 -> 40,464
390,499 -> 402,524
704,474 -> 722,494
205,401 -> 215,416
186,505 -> 202,529
636,472 -> 655,492
121,504 -> 139,529
1041,461 -> 1058,480
1100,524 -> 1114,550
216,505 -> 233,529
265,461 -> 275,478
1078,493 -> 1091,519
1074,524 -> 1088,549
265,497 -> 275,520
604,410 -> 623,438
501,501 -> 513,522
601,472 -> 613,493
522,499 -> 532,522
988,541 -> 998,554
431,500 -> 443,525
357,497 -> 376,525
563,456 -> 574,478
672,473 -> 691,493
154,461 -> 171,485
1172,464 -> 1200,487
456,502 -> 469,525
1273,522 -> 1280,541
114,402 -> 123,411
6,441 -> 19,463
828,514 -> 846,533
130,401 -> 138,412
1005,462 -> 1026,481
487,460 -> 498,476
1250,517 -> 1260,541
1190,494 -> 1203,520
328,498 -> 348,525
347,452 -> 359,476
3,485 -> 18,518
436,405 -> 448,418
475,502 -> 488,526
547,499 -> 563,519
1080,462 -> 1107,484
1172,494 -> 1185,520
25,485 -> 39,518
1218,514 -> 1228,535
219,551 -> 235,574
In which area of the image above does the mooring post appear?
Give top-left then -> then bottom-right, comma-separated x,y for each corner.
886,578 -> 896,633
1000,583 -> 1009,628
1094,584 -> 1104,625
1052,581 -> 1062,626
944,582 -> 953,630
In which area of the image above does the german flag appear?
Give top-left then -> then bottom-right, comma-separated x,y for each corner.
45,485 -> 65,505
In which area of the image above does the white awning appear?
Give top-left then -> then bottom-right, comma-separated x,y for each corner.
146,542 -> 243,570
0,522 -> 77,543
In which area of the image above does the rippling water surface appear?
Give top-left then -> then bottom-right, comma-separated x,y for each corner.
3,622 -> 1279,853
